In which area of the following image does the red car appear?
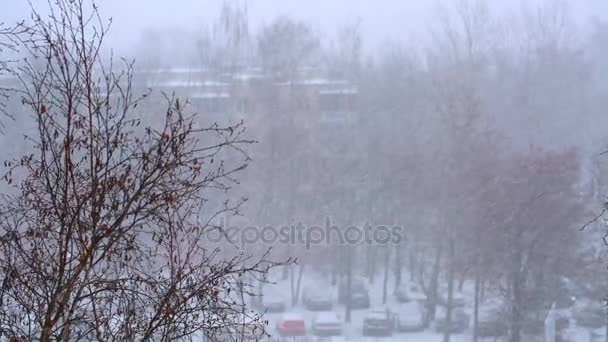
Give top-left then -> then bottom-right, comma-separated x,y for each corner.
277,313 -> 306,337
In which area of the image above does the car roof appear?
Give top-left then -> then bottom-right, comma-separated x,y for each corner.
394,302 -> 424,313
366,310 -> 389,319
315,311 -> 340,320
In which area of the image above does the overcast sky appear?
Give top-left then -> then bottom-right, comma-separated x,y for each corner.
5,0 -> 608,56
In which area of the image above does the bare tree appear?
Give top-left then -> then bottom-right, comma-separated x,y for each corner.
0,1 -> 282,341
476,147 -> 584,342
257,17 -> 320,80
0,20 -> 27,123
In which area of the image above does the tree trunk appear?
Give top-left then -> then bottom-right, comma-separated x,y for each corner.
394,244 -> 403,290
366,244 -> 371,280
458,266 -> 468,292
427,242 -> 443,322
473,228 -> 482,342
382,246 -> 390,304
473,262 -> 480,342
345,247 -> 353,323
290,265 -> 296,306
331,249 -> 339,286
509,249 -> 523,342
368,245 -> 377,284
604,312 -> 608,342
443,236 -> 455,342
294,264 -> 305,305
409,247 -> 416,282
258,278 -> 264,297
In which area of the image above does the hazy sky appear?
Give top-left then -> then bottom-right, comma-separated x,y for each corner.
6,0 -> 608,55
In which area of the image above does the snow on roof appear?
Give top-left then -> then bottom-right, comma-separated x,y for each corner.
408,291 -> 427,301
318,88 -> 358,95
232,73 -> 266,81
365,310 -> 388,320
152,81 -> 229,88
139,67 -> 211,74
393,301 -> 424,316
276,79 -> 350,86
191,92 -> 230,99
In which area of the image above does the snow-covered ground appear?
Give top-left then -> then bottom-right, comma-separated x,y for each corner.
189,268 -> 605,341
256,270 -> 473,342
250,269 -> 605,342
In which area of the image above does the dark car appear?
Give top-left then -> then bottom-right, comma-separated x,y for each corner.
395,283 -> 426,303
434,308 -> 470,333
437,290 -> 467,308
362,308 -> 397,336
303,286 -> 333,311
477,319 -> 508,338
254,294 -> 287,313
394,284 -> 411,303
338,278 -> 370,309
476,305 -> 507,338
521,317 -> 544,336
574,303 -> 606,329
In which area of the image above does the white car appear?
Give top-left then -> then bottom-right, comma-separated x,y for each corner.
312,312 -> 343,336
362,307 -> 397,336
303,286 -> 333,310
313,337 -> 348,342
259,294 -> 287,313
438,290 -> 467,308
395,302 -> 426,332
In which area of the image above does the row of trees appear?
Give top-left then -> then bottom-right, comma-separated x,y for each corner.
152,2 -> 606,342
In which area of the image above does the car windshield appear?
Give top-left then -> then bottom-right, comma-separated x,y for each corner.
367,311 -> 388,319
316,313 -> 340,322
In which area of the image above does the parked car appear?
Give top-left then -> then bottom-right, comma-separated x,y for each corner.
276,313 -> 307,337
303,286 -> 333,311
556,314 -> 570,331
312,337 -> 348,342
312,312 -> 343,336
394,283 -> 412,303
574,302 -> 606,329
203,314 -> 265,341
550,278 -> 578,309
275,337 -> 309,342
434,307 -> 470,333
555,293 -> 577,309
437,289 -> 467,308
521,317 -> 544,336
395,282 -> 426,303
338,278 -> 370,309
394,302 -> 426,332
362,308 -> 397,336
408,288 -> 428,304
477,308 -> 507,338
257,294 -> 287,313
